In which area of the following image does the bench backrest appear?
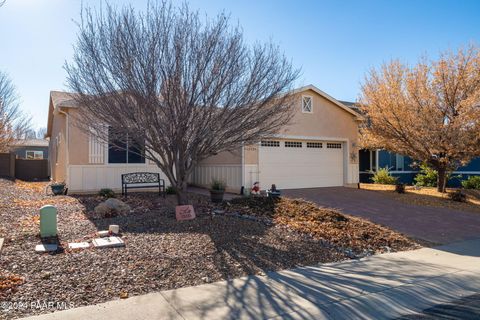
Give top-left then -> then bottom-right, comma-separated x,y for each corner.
122,172 -> 160,184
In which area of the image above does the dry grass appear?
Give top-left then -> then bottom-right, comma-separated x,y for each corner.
224,197 -> 418,254
360,183 -> 480,214
15,180 -> 50,194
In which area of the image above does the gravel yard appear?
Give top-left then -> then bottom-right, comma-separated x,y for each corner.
0,179 -> 419,319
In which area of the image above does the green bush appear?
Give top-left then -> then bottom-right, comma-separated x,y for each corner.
210,179 -> 226,191
414,163 -> 438,187
166,186 -> 177,194
462,175 -> 480,190
371,167 -> 397,185
98,188 -> 116,198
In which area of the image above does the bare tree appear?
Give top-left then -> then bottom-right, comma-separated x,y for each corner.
0,1 -> 6,8
0,71 -> 32,152
360,45 -> 480,192
66,2 -> 299,204
36,127 -> 47,139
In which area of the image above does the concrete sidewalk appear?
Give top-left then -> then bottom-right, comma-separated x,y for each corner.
23,239 -> 480,320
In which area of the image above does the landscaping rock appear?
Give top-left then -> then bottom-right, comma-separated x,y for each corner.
0,178 -> 419,320
0,238 -> 4,254
94,198 -> 131,217
105,198 -> 131,214
94,202 -> 111,217
35,244 -> 58,253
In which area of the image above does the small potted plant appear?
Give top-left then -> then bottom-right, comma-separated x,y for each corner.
50,181 -> 66,196
210,179 -> 226,203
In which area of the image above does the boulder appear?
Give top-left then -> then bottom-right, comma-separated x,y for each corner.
105,198 -> 131,214
94,203 -> 112,217
94,198 -> 131,217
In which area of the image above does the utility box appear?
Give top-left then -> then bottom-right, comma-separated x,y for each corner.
40,205 -> 57,238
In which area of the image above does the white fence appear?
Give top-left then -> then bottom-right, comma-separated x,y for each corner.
67,164 -> 169,192
190,164 -> 242,192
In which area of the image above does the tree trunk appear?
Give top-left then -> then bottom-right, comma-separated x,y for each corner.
176,180 -> 189,205
437,167 -> 447,193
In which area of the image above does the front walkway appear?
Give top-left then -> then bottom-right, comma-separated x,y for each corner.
283,187 -> 480,244
23,239 -> 480,320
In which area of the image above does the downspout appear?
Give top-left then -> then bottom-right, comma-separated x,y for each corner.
58,108 -> 69,186
241,143 -> 245,195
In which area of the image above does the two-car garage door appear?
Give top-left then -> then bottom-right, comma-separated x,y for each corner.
258,140 -> 344,189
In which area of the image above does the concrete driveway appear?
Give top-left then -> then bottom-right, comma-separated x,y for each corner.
283,187 -> 480,244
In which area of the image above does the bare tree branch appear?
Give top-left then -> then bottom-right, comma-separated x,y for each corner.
0,71 -> 32,152
66,1 -> 300,204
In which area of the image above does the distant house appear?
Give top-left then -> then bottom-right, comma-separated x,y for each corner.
359,150 -> 480,187
46,86 -> 363,193
9,139 -> 49,160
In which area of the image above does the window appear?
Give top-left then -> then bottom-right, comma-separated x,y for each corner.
306,142 -> 322,148
285,141 -> 302,148
395,154 -> 404,171
108,127 -> 145,164
26,150 -> 44,159
327,143 -> 342,149
302,96 -> 313,113
261,140 -> 280,147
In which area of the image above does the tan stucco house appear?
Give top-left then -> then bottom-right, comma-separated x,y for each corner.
46,85 -> 362,193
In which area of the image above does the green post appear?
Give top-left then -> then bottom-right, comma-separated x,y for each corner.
40,205 -> 57,238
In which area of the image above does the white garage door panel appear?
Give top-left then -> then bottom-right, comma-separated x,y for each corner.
259,142 -> 344,189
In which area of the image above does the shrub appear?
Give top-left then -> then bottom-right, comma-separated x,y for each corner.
395,183 -> 406,194
371,167 -> 397,185
98,188 -> 116,198
449,189 -> 466,202
210,179 -> 226,191
166,186 -> 177,194
462,175 -> 480,190
414,163 -> 438,187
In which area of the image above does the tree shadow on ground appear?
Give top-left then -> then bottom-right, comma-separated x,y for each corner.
73,192 -> 344,282
161,255 -> 480,319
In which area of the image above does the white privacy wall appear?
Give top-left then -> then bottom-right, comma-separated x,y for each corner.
67,165 -> 169,192
190,164 -> 242,192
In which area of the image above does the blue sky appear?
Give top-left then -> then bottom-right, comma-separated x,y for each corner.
0,0 -> 479,130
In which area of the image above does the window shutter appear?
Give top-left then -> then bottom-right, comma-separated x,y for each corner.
88,125 -> 106,164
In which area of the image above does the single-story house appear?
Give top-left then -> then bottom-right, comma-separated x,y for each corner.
46,85 -> 363,193
359,150 -> 480,187
9,139 -> 49,160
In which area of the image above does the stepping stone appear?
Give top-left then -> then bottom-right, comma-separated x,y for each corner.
35,244 -> 58,253
92,237 -> 125,249
0,238 -> 4,254
68,242 -> 90,249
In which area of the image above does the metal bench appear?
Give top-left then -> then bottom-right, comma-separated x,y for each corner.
121,172 -> 165,197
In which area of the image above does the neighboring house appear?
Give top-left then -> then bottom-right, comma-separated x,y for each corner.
9,139 -> 49,160
46,85 -> 362,193
359,149 -> 480,187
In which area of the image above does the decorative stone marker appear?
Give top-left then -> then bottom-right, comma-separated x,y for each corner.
35,244 -> 58,253
175,205 -> 196,221
92,237 -> 125,248
109,225 -> 120,234
0,238 -> 4,254
40,205 -> 57,238
68,242 -> 90,249
97,230 -> 110,237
